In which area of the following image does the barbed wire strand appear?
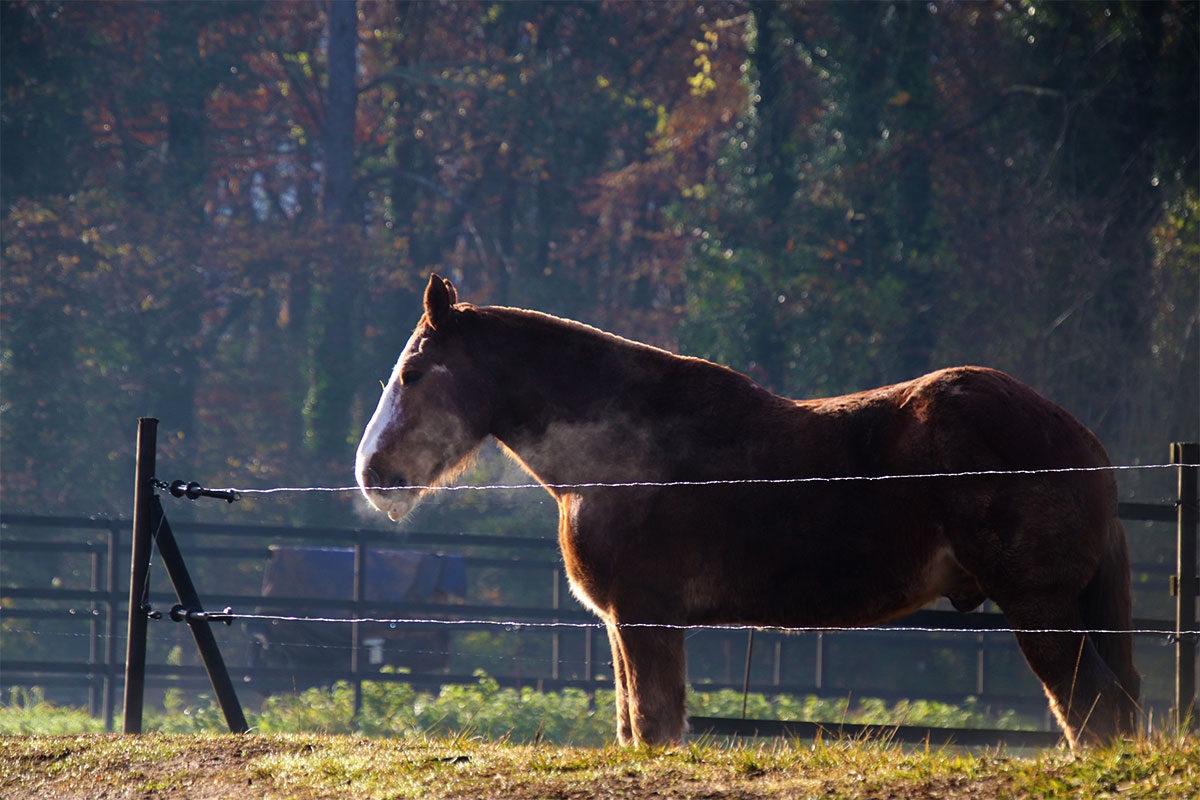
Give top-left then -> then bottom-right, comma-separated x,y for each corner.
8,613 -> 1191,639
222,612 -> 1194,638
1,627 -> 596,668
221,462 -> 1177,496
8,616 -> 1191,637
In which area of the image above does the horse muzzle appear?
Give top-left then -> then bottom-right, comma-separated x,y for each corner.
357,462 -> 413,521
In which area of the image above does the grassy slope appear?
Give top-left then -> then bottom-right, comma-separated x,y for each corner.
1,733 -> 1197,800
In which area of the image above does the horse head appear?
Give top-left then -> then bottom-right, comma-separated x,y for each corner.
355,274 -> 492,521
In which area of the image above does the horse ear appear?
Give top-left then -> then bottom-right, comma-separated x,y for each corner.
424,273 -> 454,329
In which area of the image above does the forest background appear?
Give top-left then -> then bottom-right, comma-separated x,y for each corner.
2,0 -> 1198,529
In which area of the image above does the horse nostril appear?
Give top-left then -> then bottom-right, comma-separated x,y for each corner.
363,463 -> 406,490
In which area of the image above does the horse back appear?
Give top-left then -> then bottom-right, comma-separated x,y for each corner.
794,366 -> 1113,480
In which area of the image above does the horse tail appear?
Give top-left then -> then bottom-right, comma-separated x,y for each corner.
1080,515 -> 1141,731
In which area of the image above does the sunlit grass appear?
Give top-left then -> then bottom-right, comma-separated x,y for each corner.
4,682 -> 1197,797
2,730 -> 1197,799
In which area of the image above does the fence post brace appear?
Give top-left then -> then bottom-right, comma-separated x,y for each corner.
122,418 -> 249,735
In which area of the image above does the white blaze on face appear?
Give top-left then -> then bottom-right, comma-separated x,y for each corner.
355,333 -> 417,519
356,359 -> 403,468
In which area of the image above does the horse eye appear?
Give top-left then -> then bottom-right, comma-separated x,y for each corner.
400,370 -> 423,387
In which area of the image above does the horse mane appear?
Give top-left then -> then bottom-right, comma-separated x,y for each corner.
462,303 -> 775,404
467,304 -> 677,359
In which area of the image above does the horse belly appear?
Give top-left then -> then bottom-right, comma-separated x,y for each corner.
559,490 -> 973,630
686,527 -> 967,629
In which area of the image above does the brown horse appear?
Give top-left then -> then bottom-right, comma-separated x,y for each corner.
356,274 -> 1139,749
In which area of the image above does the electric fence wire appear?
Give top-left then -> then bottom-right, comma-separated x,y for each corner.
217,461 -> 1178,496
206,613 -> 1198,639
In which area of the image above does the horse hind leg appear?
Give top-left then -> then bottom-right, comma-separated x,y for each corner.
999,517 -> 1140,746
1003,598 -> 1132,749
1080,518 -> 1141,731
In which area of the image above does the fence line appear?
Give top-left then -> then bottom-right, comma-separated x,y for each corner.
1,496 -> 1191,737
3,438 -> 1193,739
220,461 -> 1178,496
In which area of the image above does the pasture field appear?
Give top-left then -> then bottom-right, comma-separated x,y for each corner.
2,732 -> 1197,800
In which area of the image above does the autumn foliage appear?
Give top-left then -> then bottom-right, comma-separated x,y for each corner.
2,1 -> 1196,518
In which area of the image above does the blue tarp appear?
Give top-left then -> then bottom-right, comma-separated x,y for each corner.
260,546 -> 467,603
245,546 -> 466,678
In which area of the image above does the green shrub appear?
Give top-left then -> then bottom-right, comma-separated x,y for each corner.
689,688 -> 1024,730
0,687 -> 106,734
2,677 -> 1026,744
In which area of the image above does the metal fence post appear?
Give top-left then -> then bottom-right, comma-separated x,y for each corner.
104,522 -> 119,732
351,539 -> 365,716
88,544 -> 101,717
814,632 -> 824,690
122,417 -> 157,734
552,568 -> 561,681
1171,442 -> 1199,732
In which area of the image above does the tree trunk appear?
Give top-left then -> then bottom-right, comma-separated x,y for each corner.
306,0 -> 360,519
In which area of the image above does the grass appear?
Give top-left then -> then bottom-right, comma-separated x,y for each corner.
1,731 -> 1197,799
2,685 -> 1196,798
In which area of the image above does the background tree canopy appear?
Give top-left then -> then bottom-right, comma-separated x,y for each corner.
2,0 -> 1196,523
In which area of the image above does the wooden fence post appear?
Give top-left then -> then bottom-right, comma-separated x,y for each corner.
1171,442 -> 1199,732
122,417 -> 157,734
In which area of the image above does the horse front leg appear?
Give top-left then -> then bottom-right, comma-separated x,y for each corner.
606,622 -> 634,744
607,622 -> 687,746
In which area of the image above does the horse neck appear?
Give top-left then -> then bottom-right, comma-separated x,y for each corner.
476,309 -> 675,490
